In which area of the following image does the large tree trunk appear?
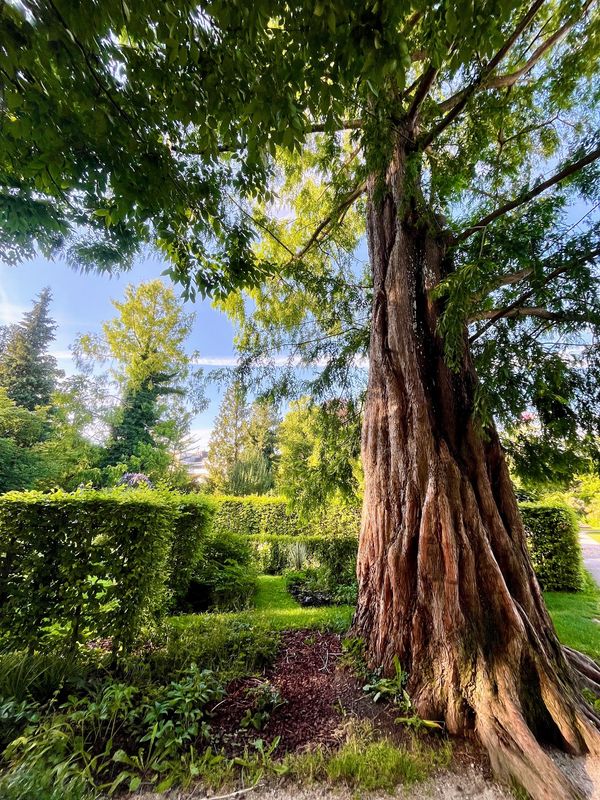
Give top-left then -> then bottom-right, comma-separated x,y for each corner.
353,141 -> 600,799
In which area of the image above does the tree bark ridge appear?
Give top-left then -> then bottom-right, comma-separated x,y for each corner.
353,140 -> 600,800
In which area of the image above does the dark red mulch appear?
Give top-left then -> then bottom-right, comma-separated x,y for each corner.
209,630 -> 364,757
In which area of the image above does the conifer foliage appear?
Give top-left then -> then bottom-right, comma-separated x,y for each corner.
0,288 -> 59,411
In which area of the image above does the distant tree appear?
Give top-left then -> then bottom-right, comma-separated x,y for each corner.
277,397 -> 361,514
101,374 -> 179,467
76,280 -> 205,472
0,388 -> 48,491
0,288 -> 60,410
205,382 -> 249,492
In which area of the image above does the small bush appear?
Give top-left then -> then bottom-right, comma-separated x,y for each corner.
0,651 -> 94,705
1,666 -> 224,796
178,531 -> 255,612
0,489 -> 176,654
521,503 -> 583,591
144,616 -> 280,683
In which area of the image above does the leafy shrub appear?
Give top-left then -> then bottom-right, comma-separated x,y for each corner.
144,616 -> 280,683
0,651 -> 94,705
521,503 -> 583,591
167,495 -> 216,603
2,666 -> 223,796
177,531 -> 255,612
0,489 -> 176,654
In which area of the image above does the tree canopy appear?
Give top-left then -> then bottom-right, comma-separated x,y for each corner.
1,0 -> 598,473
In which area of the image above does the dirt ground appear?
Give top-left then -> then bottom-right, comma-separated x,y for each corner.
133,630 -> 600,800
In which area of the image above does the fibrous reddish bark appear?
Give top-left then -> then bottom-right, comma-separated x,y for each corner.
353,139 -> 600,800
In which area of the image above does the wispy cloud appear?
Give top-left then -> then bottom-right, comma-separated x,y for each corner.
50,349 -> 74,361
0,299 -> 28,325
192,354 -> 369,369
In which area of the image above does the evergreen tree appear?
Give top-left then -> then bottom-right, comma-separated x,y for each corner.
227,399 -> 280,495
101,373 -> 178,467
205,382 -> 249,492
0,288 -> 59,410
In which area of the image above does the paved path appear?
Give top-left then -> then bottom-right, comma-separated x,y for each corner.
580,528 -> 600,585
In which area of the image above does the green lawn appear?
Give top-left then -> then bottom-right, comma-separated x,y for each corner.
170,575 -> 354,634
544,572 -> 600,662
169,574 -> 600,664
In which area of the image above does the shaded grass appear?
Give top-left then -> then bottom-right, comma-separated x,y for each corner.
171,575 -> 354,635
544,571 -> 600,662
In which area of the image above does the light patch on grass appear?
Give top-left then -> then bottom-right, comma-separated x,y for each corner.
170,575 -> 353,635
286,720 -> 451,792
544,571 -> 600,662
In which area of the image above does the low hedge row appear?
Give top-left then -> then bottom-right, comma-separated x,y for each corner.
249,533 -> 357,583
213,496 -> 583,593
0,489 -> 215,654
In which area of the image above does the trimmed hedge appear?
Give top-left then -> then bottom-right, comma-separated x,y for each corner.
212,495 -> 361,539
0,489 -> 175,653
215,496 -> 583,593
213,496 -> 304,537
0,489 -> 216,654
521,503 -> 583,591
168,495 -> 217,602
249,533 -> 357,584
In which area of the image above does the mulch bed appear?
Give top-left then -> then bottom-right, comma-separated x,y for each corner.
208,629 -> 491,779
209,630 -> 367,756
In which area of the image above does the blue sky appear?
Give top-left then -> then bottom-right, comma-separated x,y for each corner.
0,254 -> 239,448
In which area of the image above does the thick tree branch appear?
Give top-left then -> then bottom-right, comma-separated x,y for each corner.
455,144 -> 600,243
419,0 -> 545,149
474,267 -> 534,301
406,65 -> 439,122
292,181 -> 367,262
308,118 -> 363,133
468,246 -> 600,342
488,1 -> 593,88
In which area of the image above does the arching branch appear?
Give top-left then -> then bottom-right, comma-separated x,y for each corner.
468,245 -> 600,342
419,0 -> 545,149
469,306 -> 595,322
437,2 -> 593,113
308,119 -> 363,133
291,181 -> 367,263
455,144 -> 600,244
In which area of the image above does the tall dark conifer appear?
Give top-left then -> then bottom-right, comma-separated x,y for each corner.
0,288 -> 59,410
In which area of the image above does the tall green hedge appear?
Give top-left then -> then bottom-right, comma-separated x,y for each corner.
168,495 -> 217,602
212,495 -> 361,539
520,503 -> 583,591
214,496 -> 583,593
0,489 -> 215,654
249,533 -> 357,582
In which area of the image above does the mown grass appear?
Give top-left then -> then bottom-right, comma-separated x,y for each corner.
170,575 -> 354,635
544,571 -> 600,662
167,572 -> 600,679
